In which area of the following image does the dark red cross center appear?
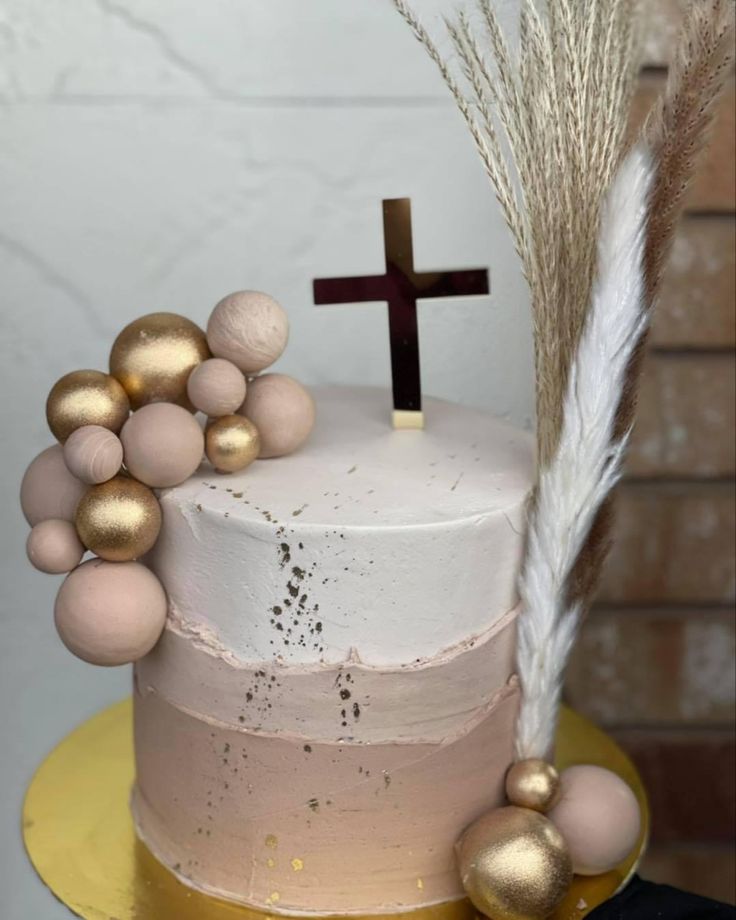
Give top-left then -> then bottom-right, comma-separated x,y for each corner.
313,198 -> 489,416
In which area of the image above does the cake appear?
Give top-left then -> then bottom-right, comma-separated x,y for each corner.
132,385 -> 534,912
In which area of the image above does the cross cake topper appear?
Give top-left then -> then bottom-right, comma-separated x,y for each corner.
313,198 -> 489,429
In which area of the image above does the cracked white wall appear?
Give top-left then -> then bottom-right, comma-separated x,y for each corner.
0,6 -> 531,913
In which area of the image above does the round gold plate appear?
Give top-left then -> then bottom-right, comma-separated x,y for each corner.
23,700 -> 648,920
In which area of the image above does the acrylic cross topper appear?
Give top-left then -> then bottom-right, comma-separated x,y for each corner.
313,198 -> 489,429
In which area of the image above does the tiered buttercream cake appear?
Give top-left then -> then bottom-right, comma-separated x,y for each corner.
132,385 -> 534,913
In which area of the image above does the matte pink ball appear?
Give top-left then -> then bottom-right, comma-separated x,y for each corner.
187,358 -> 246,417
26,519 -> 85,574
207,291 -> 289,373
547,765 -> 642,875
63,425 -> 123,484
54,559 -> 167,666
121,402 -> 204,488
20,445 -> 87,526
239,374 -> 315,458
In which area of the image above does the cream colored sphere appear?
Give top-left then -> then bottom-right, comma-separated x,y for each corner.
206,291 -> 289,373
63,425 -> 123,484
54,559 -> 167,666
187,358 -> 246,417
547,765 -> 642,875
239,374 -> 315,458
26,519 -> 85,574
121,402 -> 204,488
20,445 -> 87,526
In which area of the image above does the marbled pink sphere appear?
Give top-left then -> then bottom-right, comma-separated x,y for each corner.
54,559 -> 167,666
187,358 -> 246,417
121,402 -> 204,488
547,765 -> 642,875
20,445 -> 87,526
26,519 -> 85,574
63,425 -> 123,484
239,373 -> 315,458
207,291 -> 289,374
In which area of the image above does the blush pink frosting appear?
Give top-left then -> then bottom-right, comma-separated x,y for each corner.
132,678 -> 519,914
135,603 -> 519,743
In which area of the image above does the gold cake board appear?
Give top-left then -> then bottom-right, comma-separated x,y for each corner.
23,699 -> 648,920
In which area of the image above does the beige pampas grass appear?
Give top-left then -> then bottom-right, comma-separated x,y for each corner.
613,0 -> 736,439
394,0 -> 641,467
643,0 -> 735,304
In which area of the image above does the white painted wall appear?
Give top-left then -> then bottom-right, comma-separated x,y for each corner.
0,3 -> 530,914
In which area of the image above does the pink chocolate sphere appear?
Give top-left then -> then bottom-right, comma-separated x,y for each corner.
206,291 -> 289,374
27,519 -> 85,574
187,358 -> 246,417
54,559 -> 167,666
239,374 -> 315,458
63,425 -> 123,484
121,402 -> 204,488
547,765 -> 641,875
20,445 -> 87,526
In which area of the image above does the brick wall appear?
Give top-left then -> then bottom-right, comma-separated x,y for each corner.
566,4 -> 736,903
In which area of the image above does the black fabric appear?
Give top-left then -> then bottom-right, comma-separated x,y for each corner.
588,876 -> 736,919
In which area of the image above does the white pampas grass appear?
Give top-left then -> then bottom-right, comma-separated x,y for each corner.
515,146 -> 654,761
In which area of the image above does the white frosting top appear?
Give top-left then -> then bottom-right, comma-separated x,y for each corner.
149,386 -> 534,666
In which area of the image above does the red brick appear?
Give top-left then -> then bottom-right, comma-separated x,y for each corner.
628,353 -> 735,477
566,608 -> 736,727
612,729 -> 735,843
597,483 -> 735,605
652,217 -> 736,349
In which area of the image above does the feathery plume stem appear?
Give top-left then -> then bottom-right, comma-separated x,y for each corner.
515,148 -> 653,760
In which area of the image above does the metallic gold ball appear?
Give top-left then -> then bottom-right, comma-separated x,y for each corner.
506,759 -> 561,813
205,415 -> 260,473
46,370 -> 130,443
109,312 -> 210,410
457,806 -> 573,920
75,476 -> 162,562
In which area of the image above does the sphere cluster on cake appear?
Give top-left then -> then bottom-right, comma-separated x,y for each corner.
21,291 -> 314,668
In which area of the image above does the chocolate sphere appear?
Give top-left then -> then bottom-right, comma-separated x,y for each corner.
46,370 -> 130,443
20,445 -> 87,526
506,759 -> 561,813
239,374 -> 314,458
75,476 -> 162,562
63,425 -> 123,484
110,312 -> 210,410
457,806 -> 572,920
187,358 -> 246,417
54,559 -> 167,666
205,415 -> 260,473
121,403 -> 204,488
26,519 -> 85,574
206,291 -> 289,373
547,765 -> 642,875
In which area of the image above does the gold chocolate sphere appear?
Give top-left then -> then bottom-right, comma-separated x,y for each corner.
46,370 -> 130,443
109,312 -> 210,410
506,759 -> 561,813
205,415 -> 260,473
75,476 -> 162,562
457,806 -> 572,920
